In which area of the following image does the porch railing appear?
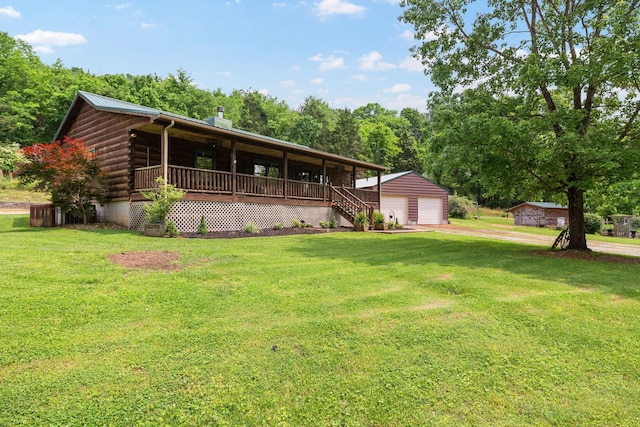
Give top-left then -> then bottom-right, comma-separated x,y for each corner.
134,165 -> 232,193
236,173 -> 284,197
134,165 -> 331,201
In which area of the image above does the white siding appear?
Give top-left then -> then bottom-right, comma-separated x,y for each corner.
418,197 -> 443,224
381,196 -> 408,225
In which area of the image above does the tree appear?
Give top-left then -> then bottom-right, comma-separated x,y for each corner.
359,121 -> 401,168
18,137 -> 107,224
401,0 -> 640,250
0,142 -> 24,178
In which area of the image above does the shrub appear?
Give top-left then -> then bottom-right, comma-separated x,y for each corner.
196,215 -> 208,234
354,211 -> 369,225
319,220 -> 329,229
141,177 -> 185,224
165,220 -> 179,237
273,222 -> 284,230
583,213 -> 601,234
243,221 -> 260,234
330,216 -> 338,229
373,212 -> 385,224
448,195 -> 475,219
291,219 -> 303,228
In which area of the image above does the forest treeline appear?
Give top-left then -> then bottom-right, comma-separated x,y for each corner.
1,32 -> 638,214
0,32 -> 424,174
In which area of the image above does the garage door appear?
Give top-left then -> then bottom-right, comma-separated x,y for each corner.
381,196 -> 408,225
418,197 -> 443,224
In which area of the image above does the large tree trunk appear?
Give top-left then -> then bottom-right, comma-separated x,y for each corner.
566,187 -> 588,250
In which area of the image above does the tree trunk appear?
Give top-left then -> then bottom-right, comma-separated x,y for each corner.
566,187 -> 588,250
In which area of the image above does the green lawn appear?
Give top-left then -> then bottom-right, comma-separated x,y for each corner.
1,214 -> 640,426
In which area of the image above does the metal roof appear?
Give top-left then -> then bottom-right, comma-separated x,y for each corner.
506,202 -> 567,211
65,91 -> 387,171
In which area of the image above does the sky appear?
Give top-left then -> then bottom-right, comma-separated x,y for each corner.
1,1 -> 435,113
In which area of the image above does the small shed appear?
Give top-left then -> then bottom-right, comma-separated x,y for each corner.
356,171 -> 449,225
506,202 -> 568,227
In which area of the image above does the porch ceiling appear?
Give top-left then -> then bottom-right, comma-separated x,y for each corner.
134,121 -> 379,172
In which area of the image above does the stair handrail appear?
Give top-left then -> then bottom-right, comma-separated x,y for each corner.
330,185 -> 374,224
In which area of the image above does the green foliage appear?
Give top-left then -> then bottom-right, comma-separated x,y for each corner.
0,142 -> 24,173
196,215 -> 208,235
401,0 -> 640,250
140,177 -> 185,224
354,211 -> 369,225
242,221 -> 260,234
291,219 -> 303,228
319,220 -> 329,229
449,195 -> 475,219
164,220 -> 179,237
272,222 -> 284,230
583,213 -> 602,234
373,211 -> 386,224
330,216 -> 338,229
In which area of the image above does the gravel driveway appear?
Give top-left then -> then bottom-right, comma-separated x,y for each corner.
423,225 -> 640,258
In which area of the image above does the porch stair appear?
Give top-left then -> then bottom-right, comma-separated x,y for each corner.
330,186 -> 374,228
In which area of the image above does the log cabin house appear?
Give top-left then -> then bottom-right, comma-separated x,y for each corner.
53,91 -> 388,232
505,202 -> 568,228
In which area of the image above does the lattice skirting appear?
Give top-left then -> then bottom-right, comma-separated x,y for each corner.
130,200 -> 337,232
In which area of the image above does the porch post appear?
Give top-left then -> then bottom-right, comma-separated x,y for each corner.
322,159 -> 327,201
352,165 -> 356,188
162,121 -> 175,188
231,140 -> 237,196
377,170 -> 382,208
283,151 -> 288,199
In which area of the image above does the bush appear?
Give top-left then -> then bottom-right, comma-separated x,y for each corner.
319,220 -> 329,229
373,212 -> 385,224
291,219 -> 303,228
141,177 -> 185,224
448,195 -> 475,219
165,220 -> 179,237
196,215 -> 208,234
583,213 -> 601,234
243,221 -> 260,234
330,216 -> 338,229
273,222 -> 284,230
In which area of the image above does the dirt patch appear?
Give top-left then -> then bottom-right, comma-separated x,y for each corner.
108,251 -> 181,271
533,250 -> 640,264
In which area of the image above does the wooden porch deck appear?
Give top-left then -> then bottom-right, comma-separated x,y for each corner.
134,165 -> 378,208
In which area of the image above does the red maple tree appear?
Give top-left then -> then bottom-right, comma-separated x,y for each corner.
19,137 -> 107,224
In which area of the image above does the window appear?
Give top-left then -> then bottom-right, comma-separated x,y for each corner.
254,160 -> 281,178
195,149 -> 215,170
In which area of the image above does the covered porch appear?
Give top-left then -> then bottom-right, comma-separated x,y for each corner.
128,117 -> 386,224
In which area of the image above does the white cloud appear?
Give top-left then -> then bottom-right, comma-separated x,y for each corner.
309,53 -> 345,71
216,71 -> 232,76
15,29 -> 87,53
310,78 -> 325,84
114,3 -> 131,9
0,6 -> 20,18
384,83 -> 411,93
258,88 -> 270,96
272,2 -> 287,7
399,56 -> 424,72
141,22 -> 158,29
385,93 -> 427,112
358,51 -> 396,71
351,74 -> 366,81
315,0 -> 365,18
400,29 -> 413,40
281,79 -> 296,87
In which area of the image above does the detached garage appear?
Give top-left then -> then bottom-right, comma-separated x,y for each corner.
356,171 -> 449,225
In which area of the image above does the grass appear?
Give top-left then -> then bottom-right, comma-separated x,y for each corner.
2,214 -> 640,425
0,178 -> 49,203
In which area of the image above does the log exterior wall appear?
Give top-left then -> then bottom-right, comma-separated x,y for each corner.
511,206 -> 568,227
63,103 -> 149,201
